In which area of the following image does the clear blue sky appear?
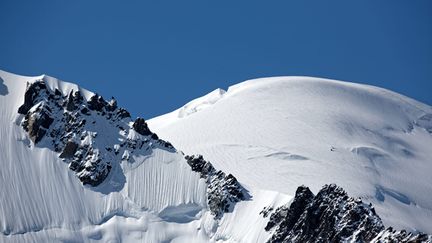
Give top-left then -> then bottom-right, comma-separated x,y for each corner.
1,0 -> 431,118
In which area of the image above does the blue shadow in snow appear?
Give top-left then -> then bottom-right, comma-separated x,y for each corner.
0,77 -> 9,95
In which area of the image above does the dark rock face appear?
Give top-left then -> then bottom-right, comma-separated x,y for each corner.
265,186 -> 314,233
80,107 -> 90,115
265,184 -> 384,242
18,81 -> 48,114
115,108 -> 131,120
186,154 -> 215,177
264,184 -> 431,243
185,155 -> 248,218
59,141 -> 79,158
87,94 -> 107,112
132,118 -> 152,136
65,90 -> 83,112
17,79 -> 169,187
21,102 -> 54,143
18,81 -> 112,186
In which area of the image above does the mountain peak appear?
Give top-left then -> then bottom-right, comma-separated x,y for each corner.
1,70 -> 431,241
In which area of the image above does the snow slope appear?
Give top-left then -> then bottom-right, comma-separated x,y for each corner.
0,70 -> 290,242
149,76 -> 432,233
1,69 -> 431,242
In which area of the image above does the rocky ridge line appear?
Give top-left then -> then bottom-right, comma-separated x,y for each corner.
262,184 -> 431,243
18,79 -> 173,186
17,78 -> 247,218
185,154 -> 249,218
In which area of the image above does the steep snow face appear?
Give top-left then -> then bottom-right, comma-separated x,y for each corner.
0,70 -> 293,242
1,70 -> 278,243
1,69 -> 431,242
0,70 -> 208,239
149,76 -> 432,233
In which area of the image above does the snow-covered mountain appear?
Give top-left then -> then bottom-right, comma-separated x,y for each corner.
148,77 -> 432,234
0,69 -> 431,242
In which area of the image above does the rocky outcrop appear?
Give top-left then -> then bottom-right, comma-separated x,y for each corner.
185,155 -> 248,218
21,102 -> 54,143
18,81 -> 48,114
17,79 -> 245,219
87,94 -> 107,112
17,79 -> 173,186
65,90 -> 83,112
264,184 -> 431,243
132,117 -> 152,136
264,186 -> 314,233
115,108 -> 131,120
71,146 -> 111,187
373,227 -> 431,242
59,141 -> 78,158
